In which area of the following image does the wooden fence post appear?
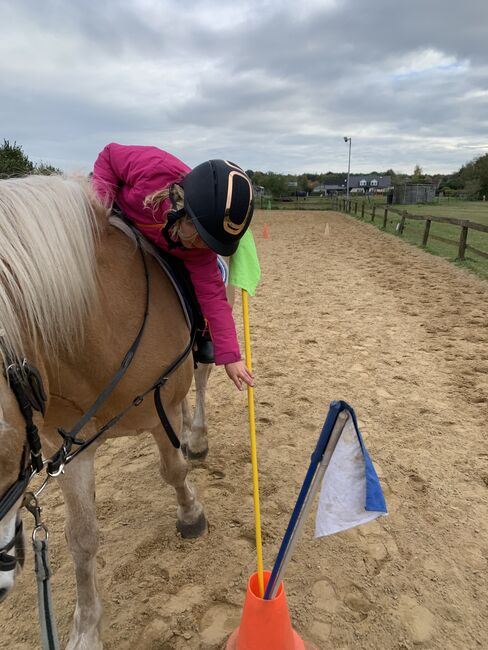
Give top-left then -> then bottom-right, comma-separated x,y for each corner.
422,219 -> 431,246
354,202 -> 358,215
361,203 -> 365,219
458,223 -> 469,260
383,208 -> 388,229
371,205 -> 376,222
398,211 -> 406,235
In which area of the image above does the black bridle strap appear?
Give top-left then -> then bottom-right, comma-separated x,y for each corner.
6,368 -> 43,473
161,184 -> 186,250
0,469 -> 30,522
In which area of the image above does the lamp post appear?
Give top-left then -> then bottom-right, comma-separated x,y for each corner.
344,136 -> 352,200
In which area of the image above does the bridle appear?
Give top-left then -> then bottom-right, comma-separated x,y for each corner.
0,228 -> 196,648
0,358 -> 45,574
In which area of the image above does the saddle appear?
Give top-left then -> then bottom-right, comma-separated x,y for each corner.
109,210 -> 218,365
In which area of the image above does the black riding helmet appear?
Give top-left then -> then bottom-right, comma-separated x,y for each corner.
182,160 -> 254,256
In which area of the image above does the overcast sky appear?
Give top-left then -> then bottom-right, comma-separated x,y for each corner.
1,0 -> 487,175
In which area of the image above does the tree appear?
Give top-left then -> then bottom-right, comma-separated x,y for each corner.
384,168 -> 398,183
0,140 -> 34,177
412,164 -> 424,182
35,162 -> 62,175
448,152 -> 488,199
262,172 -> 287,197
0,141 -> 61,178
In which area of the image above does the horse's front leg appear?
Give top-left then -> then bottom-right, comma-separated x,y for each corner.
58,446 -> 103,650
151,409 -> 207,539
180,393 -> 192,455
185,362 -> 212,460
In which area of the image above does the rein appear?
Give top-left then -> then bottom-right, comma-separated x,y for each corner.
0,229 -> 195,650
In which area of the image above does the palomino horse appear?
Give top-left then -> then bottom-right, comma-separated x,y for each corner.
0,175 -> 207,649
181,283 -> 235,460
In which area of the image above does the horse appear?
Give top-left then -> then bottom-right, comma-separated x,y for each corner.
0,174 -> 207,649
181,281 -> 235,461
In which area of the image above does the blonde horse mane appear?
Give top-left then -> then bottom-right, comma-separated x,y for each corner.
0,175 -> 106,362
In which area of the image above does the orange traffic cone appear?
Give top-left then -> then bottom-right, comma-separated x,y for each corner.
226,571 -> 314,650
262,223 -> 270,239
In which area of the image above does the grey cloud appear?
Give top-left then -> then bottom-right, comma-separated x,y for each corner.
1,0 -> 487,173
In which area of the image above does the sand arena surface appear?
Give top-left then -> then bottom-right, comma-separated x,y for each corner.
1,209 -> 488,649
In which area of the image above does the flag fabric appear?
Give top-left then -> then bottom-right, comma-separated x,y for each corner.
228,229 -> 261,296
315,404 -> 387,537
264,401 -> 387,600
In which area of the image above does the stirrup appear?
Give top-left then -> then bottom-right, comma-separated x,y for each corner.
193,331 -> 214,365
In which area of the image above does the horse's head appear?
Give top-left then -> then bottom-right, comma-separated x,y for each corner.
0,370 -> 30,602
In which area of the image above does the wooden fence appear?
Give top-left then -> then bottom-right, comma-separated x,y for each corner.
332,199 -> 488,261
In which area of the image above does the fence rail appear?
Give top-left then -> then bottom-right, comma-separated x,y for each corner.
332,199 -> 488,261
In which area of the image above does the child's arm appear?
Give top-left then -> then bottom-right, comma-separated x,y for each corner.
184,251 -> 254,389
92,143 -> 135,205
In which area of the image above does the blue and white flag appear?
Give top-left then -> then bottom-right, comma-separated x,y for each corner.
315,404 -> 387,537
264,401 -> 387,600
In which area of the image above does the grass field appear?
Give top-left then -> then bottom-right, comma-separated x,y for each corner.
341,199 -> 488,280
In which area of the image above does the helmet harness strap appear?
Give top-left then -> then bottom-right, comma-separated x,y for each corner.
162,184 -> 186,249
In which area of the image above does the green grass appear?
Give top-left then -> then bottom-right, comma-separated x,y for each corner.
256,196 -> 334,211
392,200 -> 488,224
344,200 -> 488,280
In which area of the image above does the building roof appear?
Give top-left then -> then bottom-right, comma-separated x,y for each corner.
313,174 -> 391,192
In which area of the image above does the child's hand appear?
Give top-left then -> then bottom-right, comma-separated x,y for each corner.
225,361 -> 254,391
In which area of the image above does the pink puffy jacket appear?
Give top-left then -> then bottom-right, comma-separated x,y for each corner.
92,143 -> 241,365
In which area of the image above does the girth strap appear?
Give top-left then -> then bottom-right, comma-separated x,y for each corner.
154,387 -> 180,448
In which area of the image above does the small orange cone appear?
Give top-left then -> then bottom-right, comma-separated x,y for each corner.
226,571 -> 314,650
262,223 -> 270,239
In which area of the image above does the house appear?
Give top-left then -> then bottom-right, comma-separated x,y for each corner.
312,174 -> 391,195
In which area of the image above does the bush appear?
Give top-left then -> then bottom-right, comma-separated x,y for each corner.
0,140 -> 61,178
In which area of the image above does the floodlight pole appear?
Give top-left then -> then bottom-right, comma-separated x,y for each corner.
344,136 -> 352,200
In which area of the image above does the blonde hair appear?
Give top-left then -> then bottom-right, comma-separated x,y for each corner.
144,183 -> 183,213
144,184 -> 193,240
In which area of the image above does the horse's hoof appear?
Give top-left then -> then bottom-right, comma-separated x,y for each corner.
186,446 -> 209,462
176,511 -> 207,539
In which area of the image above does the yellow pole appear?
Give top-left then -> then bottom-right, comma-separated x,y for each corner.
241,288 -> 265,597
